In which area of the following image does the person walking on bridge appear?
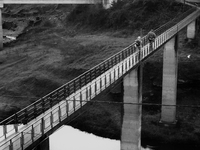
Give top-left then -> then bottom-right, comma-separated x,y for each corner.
147,29 -> 156,52
135,36 -> 142,49
134,36 -> 142,60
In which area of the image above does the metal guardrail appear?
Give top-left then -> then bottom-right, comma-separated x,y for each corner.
0,6 -> 199,150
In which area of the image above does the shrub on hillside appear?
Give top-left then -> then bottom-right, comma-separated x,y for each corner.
67,5 -> 108,28
67,0 -> 189,31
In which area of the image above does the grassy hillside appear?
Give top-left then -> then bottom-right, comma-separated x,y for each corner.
67,0 -> 189,32
2,0 -> 189,41
0,0 -> 191,123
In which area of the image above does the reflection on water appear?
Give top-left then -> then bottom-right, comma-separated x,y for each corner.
50,126 -> 151,150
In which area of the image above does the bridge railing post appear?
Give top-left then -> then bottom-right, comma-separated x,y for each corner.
41,118 -> 45,136
31,125 -> 34,143
20,132 -> 24,150
14,124 -> 18,133
10,139 -> 13,150
3,125 -> 7,139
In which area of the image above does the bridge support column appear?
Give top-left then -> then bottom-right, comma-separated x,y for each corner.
161,35 -> 178,124
121,65 -> 143,150
187,20 -> 196,40
33,137 -> 50,150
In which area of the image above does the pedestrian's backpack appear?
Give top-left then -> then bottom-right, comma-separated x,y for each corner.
135,40 -> 141,47
148,32 -> 156,42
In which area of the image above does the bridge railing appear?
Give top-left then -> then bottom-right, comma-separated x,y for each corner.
0,7 -> 200,150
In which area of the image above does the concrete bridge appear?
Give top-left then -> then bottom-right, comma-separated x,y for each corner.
0,1 -> 200,150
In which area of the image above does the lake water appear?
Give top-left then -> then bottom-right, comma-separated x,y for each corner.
50,125 -> 152,150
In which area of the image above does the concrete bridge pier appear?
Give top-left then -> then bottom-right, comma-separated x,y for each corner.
187,20 -> 196,40
161,35 -> 178,124
121,64 -> 143,150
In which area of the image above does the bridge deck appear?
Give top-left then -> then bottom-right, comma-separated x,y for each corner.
0,5 -> 200,150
